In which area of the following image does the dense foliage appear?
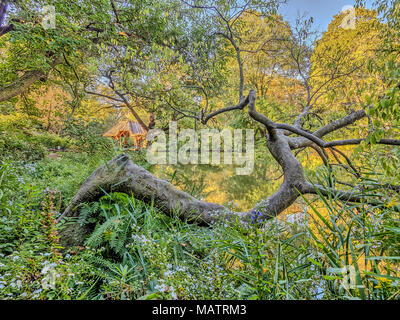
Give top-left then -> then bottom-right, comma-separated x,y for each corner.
0,0 -> 399,300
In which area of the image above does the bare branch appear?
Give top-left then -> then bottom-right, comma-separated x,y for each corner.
302,182 -> 391,208
202,93 -> 250,124
85,90 -> 124,103
314,109 -> 367,138
325,138 -> 400,147
329,147 -> 360,178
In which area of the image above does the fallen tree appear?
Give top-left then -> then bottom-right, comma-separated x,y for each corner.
57,89 -> 399,248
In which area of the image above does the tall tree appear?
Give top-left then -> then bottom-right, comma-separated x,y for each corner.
311,7 -> 386,113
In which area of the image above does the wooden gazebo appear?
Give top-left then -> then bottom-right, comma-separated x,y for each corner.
103,120 -> 147,149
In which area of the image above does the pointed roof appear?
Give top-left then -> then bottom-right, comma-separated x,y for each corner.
103,120 -> 147,137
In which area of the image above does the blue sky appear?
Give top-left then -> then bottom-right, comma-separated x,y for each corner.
279,0 -> 375,32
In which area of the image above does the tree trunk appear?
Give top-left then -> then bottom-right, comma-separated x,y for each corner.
57,90 -> 375,249
0,55 -> 62,102
0,70 -> 47,102
57,154 -> 229,247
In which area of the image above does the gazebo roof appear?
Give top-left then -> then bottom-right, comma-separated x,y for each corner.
103,120 -> 147,137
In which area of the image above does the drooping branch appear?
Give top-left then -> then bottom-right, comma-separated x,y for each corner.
115,92 -> 149,131
106,74 -> 149,131
324,138 -> 400,147
201,94 -> 250,124
302,182 -> 382,206
287,108 -> 400,150
329,147 -> 360,178
85,90 -> 124,103
0,56 -> 62,102
87,74 -> 149,131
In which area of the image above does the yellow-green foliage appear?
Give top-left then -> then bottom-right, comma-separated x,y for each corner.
0,113 -> 73,161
